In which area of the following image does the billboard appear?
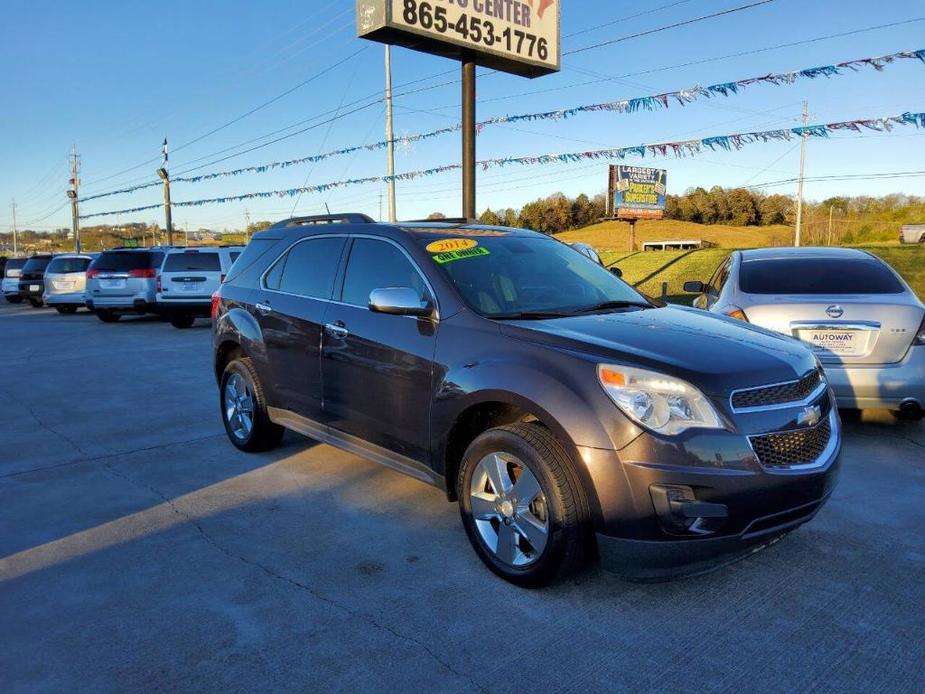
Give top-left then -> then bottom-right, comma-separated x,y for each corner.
357,0 -> 560,78
609,166 -> 667,220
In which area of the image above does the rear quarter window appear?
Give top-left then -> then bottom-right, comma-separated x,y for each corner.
224,238 -> 282,286
163,252 -> 221,272
740,258 -> 906,294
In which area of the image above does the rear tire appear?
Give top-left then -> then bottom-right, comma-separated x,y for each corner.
4,295 -> 22,304
96,310 -> 121,323
457,423 -> 590,587
169,315 -> 196,329
28,298 -> 43,308
891,407 -> 925,422
220,357 -> 284,452
55,306 -> 78,314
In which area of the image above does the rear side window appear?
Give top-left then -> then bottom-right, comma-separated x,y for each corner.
47,257 -> 91,274
229,251 -> 241,264
163,252 -> 221,272
267,237 -> 346,299
92,251 -> 162,271
225,238 -> 279,285
740,258 -> 905,294
341,239 -> 427,307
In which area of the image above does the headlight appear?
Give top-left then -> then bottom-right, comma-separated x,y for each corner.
598,365 -> 724,435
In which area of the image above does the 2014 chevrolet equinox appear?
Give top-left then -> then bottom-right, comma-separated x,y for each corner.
212,214 -> 841,586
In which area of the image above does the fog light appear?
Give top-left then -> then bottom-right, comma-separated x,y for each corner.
650,484 -> 727,535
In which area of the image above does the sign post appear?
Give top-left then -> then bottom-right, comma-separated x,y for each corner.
607,165 -> 668,251
357,0 -> 561,219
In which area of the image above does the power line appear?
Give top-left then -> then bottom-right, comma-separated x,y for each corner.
564,0 -> 699,39
564,0 -> 777,56
748,170 -> 925,188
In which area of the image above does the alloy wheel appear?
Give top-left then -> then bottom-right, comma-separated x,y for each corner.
469,452 -> 549,567
224,372 -> 255,440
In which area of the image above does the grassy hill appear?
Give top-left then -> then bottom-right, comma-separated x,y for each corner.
556,219 -> 794,252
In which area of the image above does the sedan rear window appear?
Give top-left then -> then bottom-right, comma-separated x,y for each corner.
92,251 -> 163,271
163,252 -> 221,272
47,257 -> 91,274
740,258 -> 905,294
4,258 -> 26,276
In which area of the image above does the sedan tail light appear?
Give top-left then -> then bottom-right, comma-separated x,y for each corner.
156,274 -> 162,293
128,268 -> 156,279
722,305 -> 749,322
914,314 -> 925,346
86,269 -> 100,280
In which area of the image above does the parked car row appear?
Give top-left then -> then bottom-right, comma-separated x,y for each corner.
3,245 -> 243,327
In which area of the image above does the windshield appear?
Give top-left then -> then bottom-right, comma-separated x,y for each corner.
419,235 -> 649,317
740,258 -> 905,294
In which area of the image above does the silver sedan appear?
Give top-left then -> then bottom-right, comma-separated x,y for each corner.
684,247 -> 925,420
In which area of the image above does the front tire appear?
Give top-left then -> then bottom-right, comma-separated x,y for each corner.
220,357 -> 284,452
169,315 -> 196,329
55,305 -> 78,314
28,298 -> 43,308
5,295 -> 22,304
458,423 -> 590,587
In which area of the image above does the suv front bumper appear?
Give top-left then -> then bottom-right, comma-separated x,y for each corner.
581,411 -> 841,579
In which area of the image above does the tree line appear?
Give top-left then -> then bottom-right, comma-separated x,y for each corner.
425,189 -> 923,236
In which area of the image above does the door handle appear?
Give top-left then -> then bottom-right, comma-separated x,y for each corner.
324,322 -> 349,338
255,302 -> 273,316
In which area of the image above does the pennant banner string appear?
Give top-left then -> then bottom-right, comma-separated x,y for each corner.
78,111 -> 925,220
79,48 -> 925,204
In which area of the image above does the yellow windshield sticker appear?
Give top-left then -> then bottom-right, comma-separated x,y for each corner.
432,247 -> 491,264
426,238 -> 478,254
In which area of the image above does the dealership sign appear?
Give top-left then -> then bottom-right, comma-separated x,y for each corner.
609,165 -> 667,220
356,0 -> 560,77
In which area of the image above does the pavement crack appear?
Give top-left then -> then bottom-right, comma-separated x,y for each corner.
23,402 -> 92,459
100,461 -> 488,693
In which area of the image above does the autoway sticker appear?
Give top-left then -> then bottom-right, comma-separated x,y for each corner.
426,238 -> 479,254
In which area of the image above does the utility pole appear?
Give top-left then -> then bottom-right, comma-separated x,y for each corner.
10,198 -> 18,256
67,145 -> 81,253
794,101 -> 809,248
157,138 -> 174,246
184,220 -> 189,247
461,55 -> 476,221
384,46 -> 397,222
827,205 -> 834,246
244,208 -> 251,243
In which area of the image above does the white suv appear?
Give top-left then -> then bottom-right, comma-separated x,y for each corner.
157,246 -> 242,328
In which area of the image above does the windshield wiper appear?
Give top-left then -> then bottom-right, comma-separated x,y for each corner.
568,300 -> 652,314
490,310 -> 576,320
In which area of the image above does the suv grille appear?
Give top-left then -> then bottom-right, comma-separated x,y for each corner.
732,370 -> 822,410
749,418 -> 831,468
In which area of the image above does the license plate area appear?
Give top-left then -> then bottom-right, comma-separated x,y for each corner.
796,328 -> 871,357
29,284 -> 40,292
100,279 -> 126,289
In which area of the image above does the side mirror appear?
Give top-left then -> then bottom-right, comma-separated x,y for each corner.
609,267 -> 623,278
683,281 -> 705,293
369,287 -> 434,317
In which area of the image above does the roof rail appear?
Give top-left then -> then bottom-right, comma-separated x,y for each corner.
401,217 -> 473,224
282,213 -> 375,227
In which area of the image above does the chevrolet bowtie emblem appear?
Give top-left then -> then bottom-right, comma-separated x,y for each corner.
797,405 -> 822,428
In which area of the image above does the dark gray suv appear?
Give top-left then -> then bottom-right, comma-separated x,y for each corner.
212,214 -> 841,586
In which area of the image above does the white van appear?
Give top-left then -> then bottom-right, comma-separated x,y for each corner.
156,246 -> 243,328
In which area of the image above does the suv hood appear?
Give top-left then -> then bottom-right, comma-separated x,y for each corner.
498,305 -> 817,396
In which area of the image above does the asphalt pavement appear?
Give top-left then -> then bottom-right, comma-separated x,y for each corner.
1,301 -> 923,693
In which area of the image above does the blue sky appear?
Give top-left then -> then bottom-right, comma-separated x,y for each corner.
1,0 -> 923,232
